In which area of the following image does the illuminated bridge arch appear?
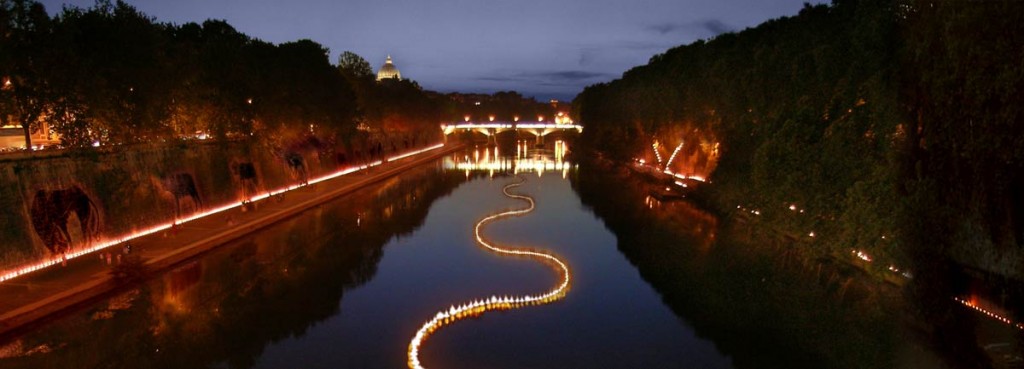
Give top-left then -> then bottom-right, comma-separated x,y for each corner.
441,122 -> 583,144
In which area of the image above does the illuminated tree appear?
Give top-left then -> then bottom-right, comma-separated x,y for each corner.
0,0 -> 53,150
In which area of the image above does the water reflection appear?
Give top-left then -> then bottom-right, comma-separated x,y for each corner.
407,175 -> 571,369
571,160 -> 950,368
0,162 -> 468,369
408,142 -> 576,368
444,140 -> 576,179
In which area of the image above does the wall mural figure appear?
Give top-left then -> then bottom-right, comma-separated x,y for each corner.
29,185 -> 101,255
284,152 -> 308,186
231,161 -> 260,202
158,173 -> 203,220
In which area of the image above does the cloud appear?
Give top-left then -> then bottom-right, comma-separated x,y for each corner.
700,19 -> 731,35
476,70 -> 612,84
648,23 -> 680,35
578,48 -> 597,66
576,41 -> 672,67
535,71 -> 610,81
646,19 -> 733,37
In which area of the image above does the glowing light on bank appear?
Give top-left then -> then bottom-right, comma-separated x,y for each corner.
652,141 -> 663,165
664,142 -> 683,171
852,249 -> 872,262
664,172 -> 706,183
954,297 -> 1024,330
0,143 -> 446,284
407,177 -> 571,369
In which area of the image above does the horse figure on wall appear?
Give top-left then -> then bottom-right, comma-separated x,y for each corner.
284,152 -> 308,186
231,161 -> 260,201
30,185 -> 101,255
156,173 -> 203,220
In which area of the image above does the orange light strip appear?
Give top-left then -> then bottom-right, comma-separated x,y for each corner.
953,297 -> 1024,330
665,171 -> 706,183
407,176 -> 571,369
0,143 -> 445,284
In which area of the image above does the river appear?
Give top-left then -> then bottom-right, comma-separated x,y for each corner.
0,142 -> 988,368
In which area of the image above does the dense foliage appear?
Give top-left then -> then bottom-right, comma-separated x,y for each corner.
0,0 -> 449,152
573,0 -> 1024,279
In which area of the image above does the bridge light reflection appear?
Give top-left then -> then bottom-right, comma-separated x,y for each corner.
445,143 -> 576,176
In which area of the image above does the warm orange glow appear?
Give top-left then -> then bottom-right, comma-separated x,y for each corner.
954,297 -> 1024,330
407,177 -> 571,369
464,115 -> 471,122
488,115 -> 495,122
664,142 -> 683,170
652,140 -> 664,165
0,143 -> 446,284
537,115 -> 544,122
852,249 -> 872,262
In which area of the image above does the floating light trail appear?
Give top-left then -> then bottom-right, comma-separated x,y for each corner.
407,176 -> 571,369
0,143 -> 446,284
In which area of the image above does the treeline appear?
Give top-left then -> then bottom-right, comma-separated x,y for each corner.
0,0 -> 447,152
574,0 -> 1024,280
446,91 -> 557,122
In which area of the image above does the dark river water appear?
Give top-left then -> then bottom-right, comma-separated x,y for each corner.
0,143 -> 1007,368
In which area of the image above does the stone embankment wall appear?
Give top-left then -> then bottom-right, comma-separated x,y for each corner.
0,140 -> 355,271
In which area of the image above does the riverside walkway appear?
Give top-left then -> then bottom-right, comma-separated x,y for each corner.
0,143 -> 461,340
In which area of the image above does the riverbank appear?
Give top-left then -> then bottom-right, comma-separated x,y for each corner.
0,143 -> 462,341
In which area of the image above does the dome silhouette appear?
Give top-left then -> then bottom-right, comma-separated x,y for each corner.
376,55 -> 402,81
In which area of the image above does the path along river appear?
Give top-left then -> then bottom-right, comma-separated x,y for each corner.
0,143 -> 981,368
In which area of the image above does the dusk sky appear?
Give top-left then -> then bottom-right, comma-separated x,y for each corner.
40,0 -> 824,101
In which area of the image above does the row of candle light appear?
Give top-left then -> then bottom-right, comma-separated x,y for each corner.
0,144 -> 446,284
407,177 -> 571,369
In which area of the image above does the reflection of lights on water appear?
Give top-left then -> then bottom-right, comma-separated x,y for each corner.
953,297 -> 1024,330
553,140 -> 567,163
407,177 -> 571,369
446,145 -> 575,175
0,144 -> 446,284
452,159 -> 575,173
